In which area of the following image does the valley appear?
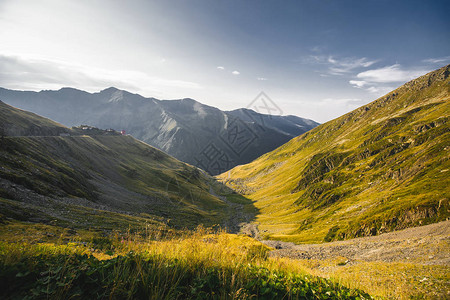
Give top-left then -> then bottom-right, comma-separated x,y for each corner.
0,66 -> 449,299
1,1 -> 449,298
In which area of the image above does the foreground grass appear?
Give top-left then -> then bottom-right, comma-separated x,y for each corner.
334,262 -> 449,299
0,223 -> 371,299
287,257 -> 449,300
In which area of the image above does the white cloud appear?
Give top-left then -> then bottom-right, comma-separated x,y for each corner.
356,64 -> 430,83
348,64 -> 431,96
327,56 -> 378,75
422,56 -> 450,64
307,55 -> 378,76
231,70 -> 240,75
0,54 -> 202,98
308,55 -> 322,63
217,66 -> 225,70
349,80 -> 368,88
257,77 -> 267,81
327,56 -> 337,64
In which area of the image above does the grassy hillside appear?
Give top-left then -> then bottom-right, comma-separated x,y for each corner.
219,65 -> 450,243
0,100 -> 71,136
0,101 -> 251,231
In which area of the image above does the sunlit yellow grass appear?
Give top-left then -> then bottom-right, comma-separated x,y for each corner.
112,226 -> 270,270
1,223 -> 448,299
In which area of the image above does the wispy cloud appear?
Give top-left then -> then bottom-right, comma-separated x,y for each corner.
0,54 -> 202,98
231,70 -> 240,75
257,77 -> 267,81
348,80 -> 367,88
310,45 -> 324,53
327,56 -> 378,75
217,66 -> 225,70
349,64 -> 430,95
356,64 -> 430,83
308,55 -> 378,76
422,56 -> 450,64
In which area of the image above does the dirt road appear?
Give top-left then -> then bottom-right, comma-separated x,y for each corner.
261,220 -> 450,265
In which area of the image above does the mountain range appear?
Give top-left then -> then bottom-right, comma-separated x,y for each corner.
1,65 -> 448,244
0,88 -> 319,175
219,64 -> 450,243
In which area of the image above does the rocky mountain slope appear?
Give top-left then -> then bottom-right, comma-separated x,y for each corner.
0,88 -> 319,175
219,65 -> 450,243
0,101 -> 252,230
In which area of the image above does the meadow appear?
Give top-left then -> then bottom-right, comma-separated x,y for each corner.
0,222 -> 373,299
2,222 -> 448,299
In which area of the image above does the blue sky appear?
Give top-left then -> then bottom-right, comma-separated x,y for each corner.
0,0 -> 449,122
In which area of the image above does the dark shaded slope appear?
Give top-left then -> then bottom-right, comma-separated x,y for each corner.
0,102 -> 256,230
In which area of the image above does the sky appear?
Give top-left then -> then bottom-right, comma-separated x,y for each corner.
0,0 -> 449,122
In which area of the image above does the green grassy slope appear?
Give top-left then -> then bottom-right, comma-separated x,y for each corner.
219,65 -> 450,243
0,100 -> 71,136
0,101 -> 245,230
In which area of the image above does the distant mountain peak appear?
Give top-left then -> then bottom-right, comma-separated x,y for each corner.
98,87 -> 140,103
181,98 -> 196,102
58,87 -> 80,91
108,90 -> 124,102
101,87 -> 121,93
232,107 -> 256,114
